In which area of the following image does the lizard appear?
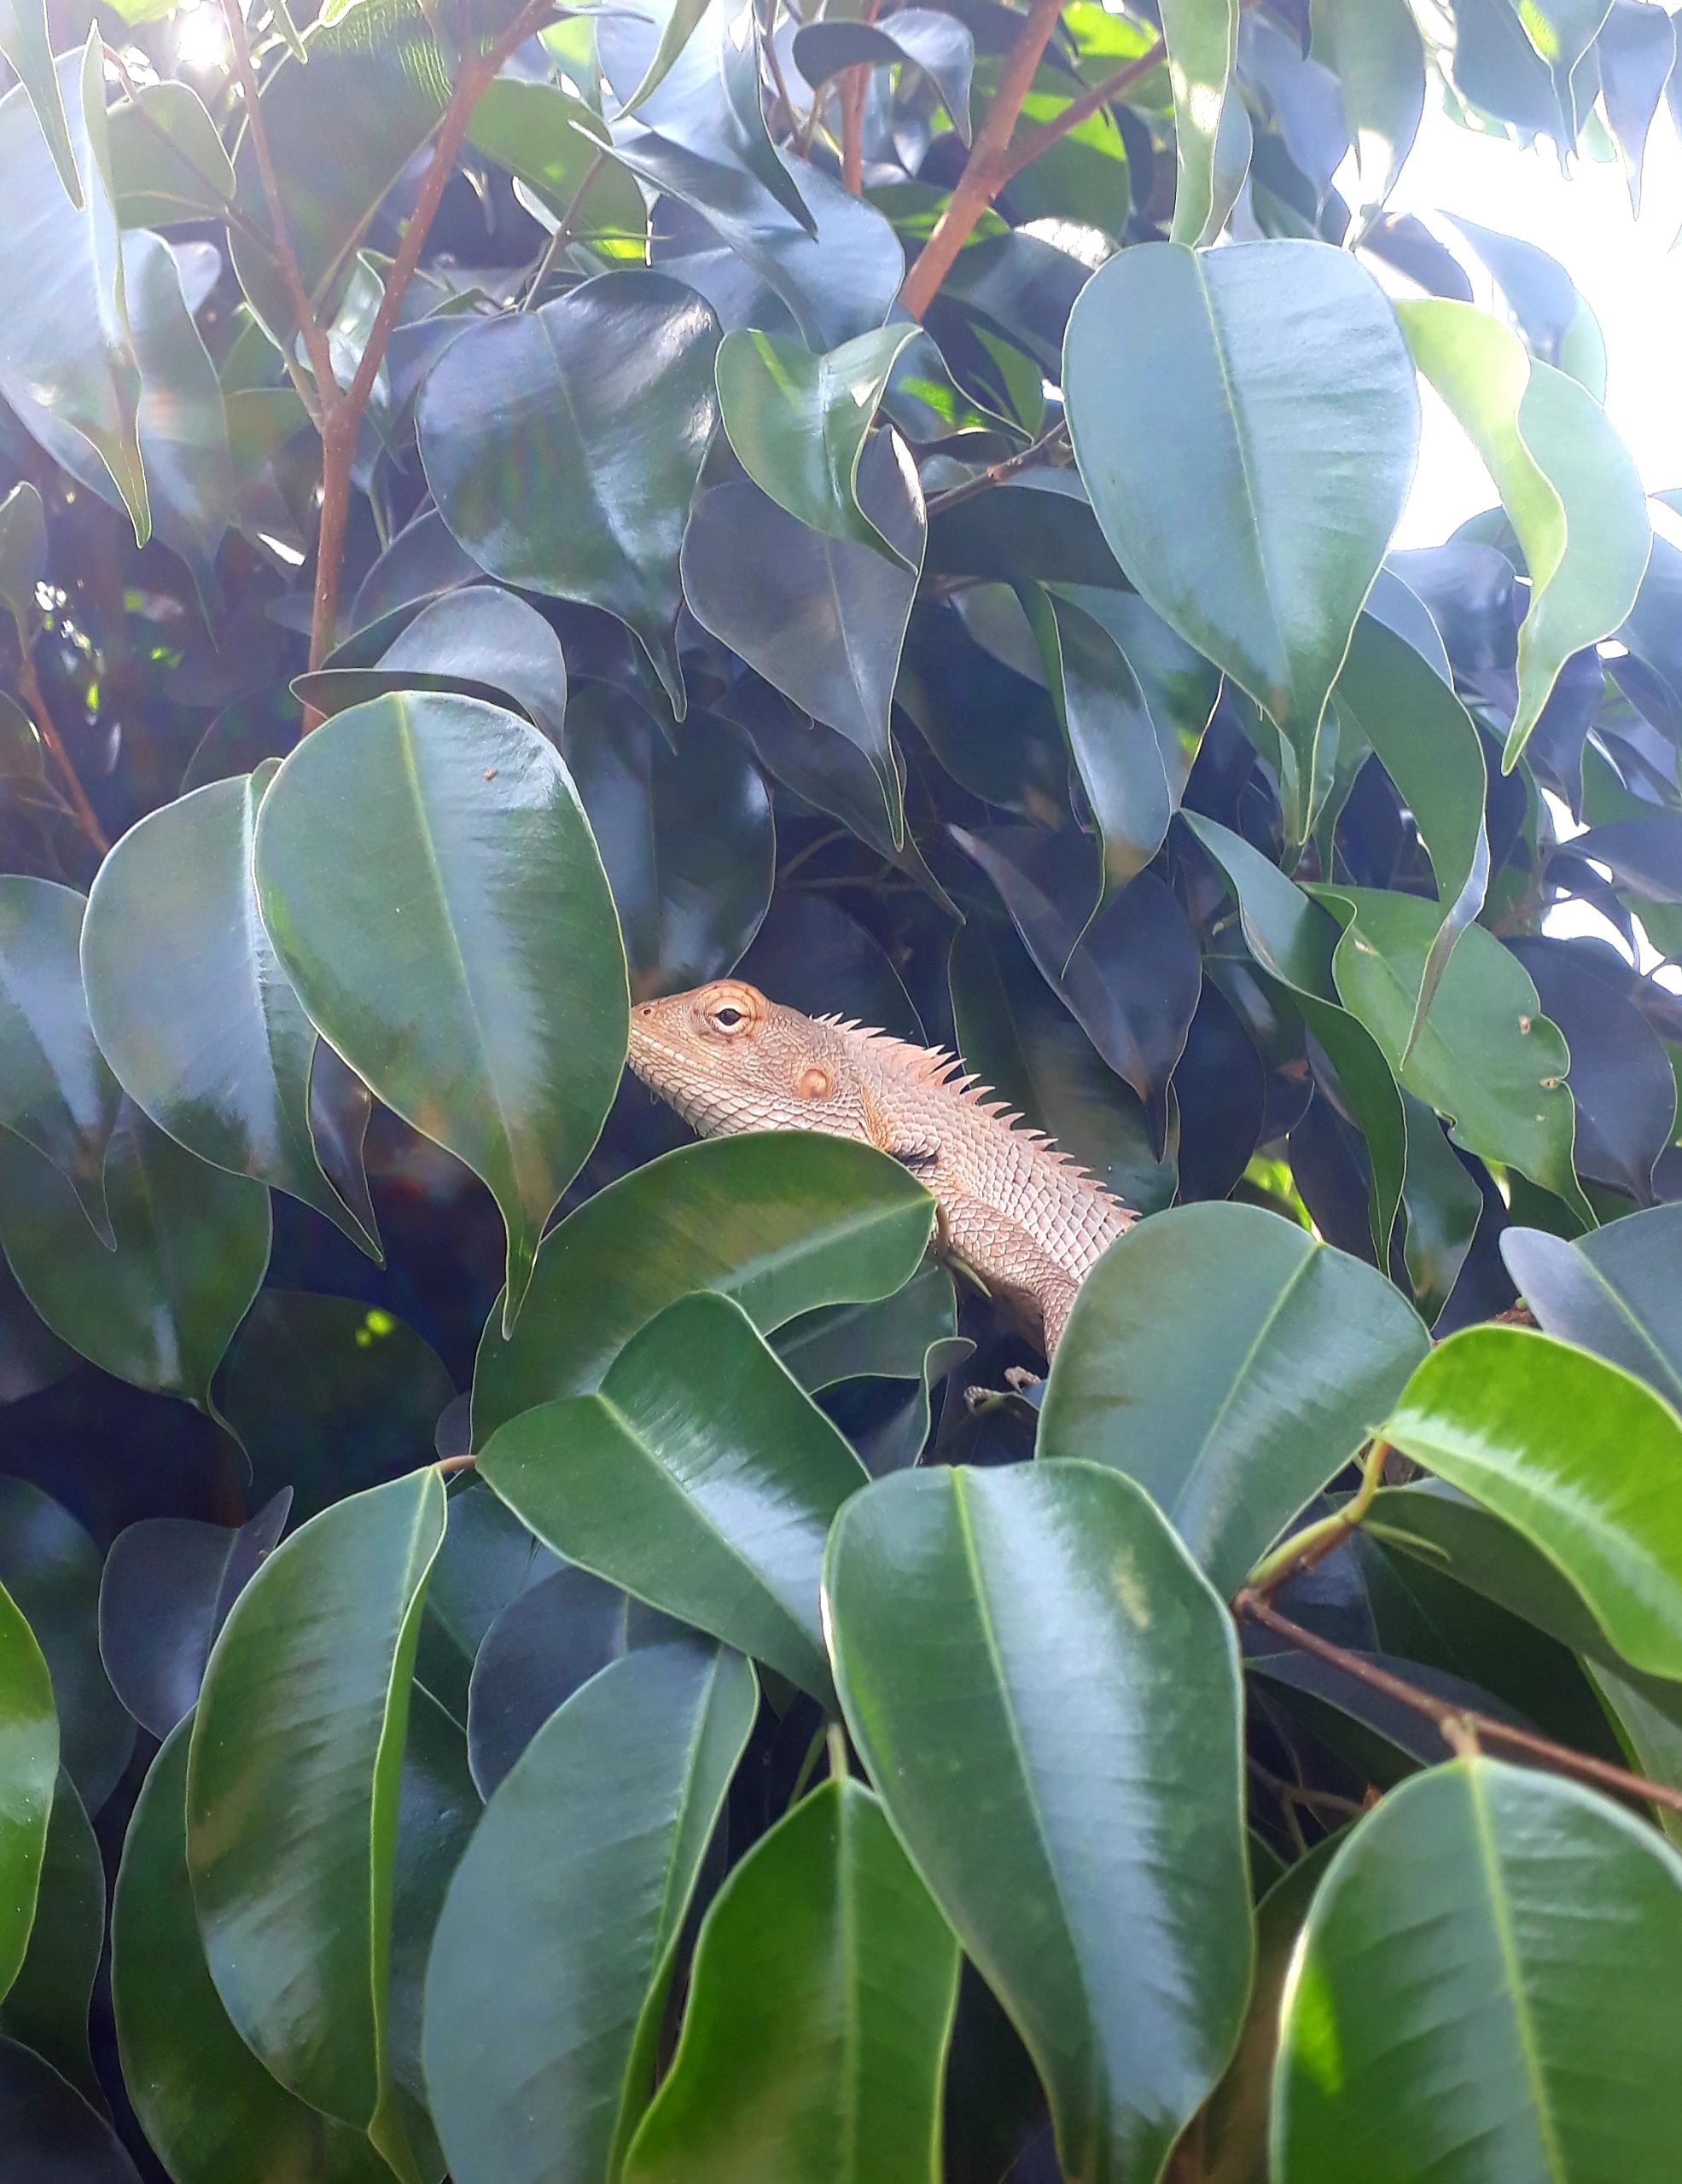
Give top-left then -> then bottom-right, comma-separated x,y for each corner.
627,979 -> 1136,1357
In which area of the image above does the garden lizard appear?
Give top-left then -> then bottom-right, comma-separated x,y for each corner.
628,979 -> 1135,1356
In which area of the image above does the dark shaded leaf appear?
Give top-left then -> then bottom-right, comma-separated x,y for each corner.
296,586 -> 570,746
739,890 -> 922,1044
1501,1201 -> 1682,1409
0,875 -> 119,1242
0,1771 -> 101,2102
0,2039 -> 141,2184
0,1578 -> 55,2003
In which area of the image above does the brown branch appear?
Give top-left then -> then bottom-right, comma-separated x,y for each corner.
1237,1590 -> 1682,1819
17,645 -> 107,856
923,419 -> 1069,515
306,0 -> 555,693
218,0 -> 338,399
436,1452 -> 477,1477
899,13 -> 1161,322
760,0 -> 800,142
841,66 -> 867,192
997,38 -> 1163,183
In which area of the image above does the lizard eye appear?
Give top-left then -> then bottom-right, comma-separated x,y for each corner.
709,1004 -> 747,1031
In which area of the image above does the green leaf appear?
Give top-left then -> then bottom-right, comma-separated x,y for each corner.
1308,0 -> 1424,228
0,1482 -> 133,1818
0,1102 -> 270,1409
0,876 -> 120,1243
624,1777 -> 961,2184
772,1259 -> 958,1395
472,1133 -> 934,1438
792,11 -> 975,141
1382,1325 -> 1682,1682
418,273 -> 721,714
1161,0 -> 1241,244
1312,886 -> 1588,1217
253,694 -> 628,1333
715,326 -> 919,564
1179,814 -> 1407,1258
1396,299 -> 1650,768
0,40 -> 147,538
1042,1203 -> 1428,1597
465,80 -> 647,254
1272,1757 -> 1682,2181
565,689 -> 774,1002
1065,241 -> 1418,825
187,1471 -> 446,2165
118,230 -> 233,590
0,0 -> 79,207
1330,616 -> 1490,1047
108,81 -> 236,228
0,1770 -> 102,2102
422,1640 -> 757,2184
0,1579 -> 56,2007
827,1462 -> 1252,2184
298,586 -> 570,746
1501,1202 -> 1682,1409
114,1722 -> 395,2184
84,766 -> 378,1256
480,1291 -> 866,1703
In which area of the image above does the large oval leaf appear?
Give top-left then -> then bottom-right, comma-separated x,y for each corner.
187,1470 -> 446,2167
1273,1757 -> 1682,2180
480,1291 -> 866,1702
0,2036 -> 142,2184
0,875 -> 119,1242
0,1579 -> 56,2006
253,694 -> 627,1333
1381,1326 -> 1682,1682
472,1133 -> 934,1438
83,767 -> 378,1255
0,1100 -> 271,1409
826,1461 -> 1252,2184
418,272 -> 720,712
0,1767 -> 101,2101
624,1777 -> 961,2184
1500,1201 -> 1682,1410
1064,240 -> 1418,816
1041,1203 -> 1429,1598
422,1639 -> 757,2184
114,1722 -> 393,2184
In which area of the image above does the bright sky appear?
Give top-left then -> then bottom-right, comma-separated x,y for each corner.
1382,83 -> 1682,547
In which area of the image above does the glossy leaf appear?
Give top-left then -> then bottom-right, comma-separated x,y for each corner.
114,1722 -> 394,2184
827,1462 -> 1252,2184
418,273 -> 721,712
1065,242 -> 1418,822
1316,886 -> 1586,1218
1380,1327 -> 1682,1682
0,1579 -> 55,2005
97,1490 -> 290,1739
422,1640 -> 757,2184
1309,0 -> 1423,227
84,766 -> 379,1254
108,81 -> 235,228
0,42 -> 147,539
0,0 -> 78,206
1161,0 -> 1241,244
715,324 -> 918,560
793,11 -> 975,141
772,1259 -> 957,1395
0,1770 -> 101,2100
1396,299 -> 1650,768
682,430 -> 924,840
483,1290 -> 865,1700
565,688 -> 774,1000
0,1481 -> 132,1819
0,875 -> 119,1241
187,1470 -> 446,2161
1500,1202 -> 1682,1409
473,1132 -> 934,1438
625,1778 -> 961,2184
466,79 -> 647,254
1042,1203 -> 1428,1597
296,586 -> 570,747
253,694 -> 627,1333
1273,1757 -> 1682,2181
0,1101 -> 271,1410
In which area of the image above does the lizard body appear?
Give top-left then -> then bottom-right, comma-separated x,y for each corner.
627,979 -> 1136,1355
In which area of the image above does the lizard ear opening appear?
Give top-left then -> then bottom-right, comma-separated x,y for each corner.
798,1066 -> 833,1101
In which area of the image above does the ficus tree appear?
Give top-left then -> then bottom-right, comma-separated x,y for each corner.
1,0 -> 1682,2175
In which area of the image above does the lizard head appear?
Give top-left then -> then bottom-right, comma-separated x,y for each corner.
627,979 -> 870,1144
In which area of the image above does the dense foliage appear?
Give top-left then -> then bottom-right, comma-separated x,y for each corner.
3,0 -> 1682,2175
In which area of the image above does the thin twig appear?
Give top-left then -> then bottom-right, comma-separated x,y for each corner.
218,0 -> 338,398
923,419 -> 1068,517
520,148 -> 608,310
996,38 -> 1164,183
17,645 -> 107,855
436,1452 -> 478,1476
1237,1591 -> 1682,1819
760,0 -> 801,142
1244,1440 -> 1390,1599
307,0 -> 555,688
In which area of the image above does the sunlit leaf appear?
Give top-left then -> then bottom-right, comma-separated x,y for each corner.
0,875 -> 119,1242
1161,0 -> 1241,244
0,1578 -> 55,2006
